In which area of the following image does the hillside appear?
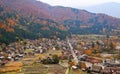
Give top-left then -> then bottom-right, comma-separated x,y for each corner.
0,0 -> 120,44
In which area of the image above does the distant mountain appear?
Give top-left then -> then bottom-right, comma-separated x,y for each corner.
0,0 -> 120,44
84,2 -> 120,18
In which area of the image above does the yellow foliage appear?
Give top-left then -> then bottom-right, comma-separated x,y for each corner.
35,54 -> 46,59
81,42 -> 85,46
5,62 -> 23,67
22,57 -> 38,61
0,67 -> 20,73
57,53 -> 62,58
0,62 -> 22,73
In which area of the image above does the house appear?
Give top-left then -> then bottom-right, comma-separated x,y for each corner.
101,67 -> 111,74
101,67 -> 120,74
0,56 -> 5,60
86,57 -> 102,64
78,54 -> 87,61
91,65 -> 102,73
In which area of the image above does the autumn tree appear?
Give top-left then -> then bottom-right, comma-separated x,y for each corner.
52,54 -> 59,64
109,42 -> 116,50
85,49 -> 92,55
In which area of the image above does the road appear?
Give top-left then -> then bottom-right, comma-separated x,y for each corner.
65,39 -> 79,74
67,39 -> 79,64
65,38 -> 79,74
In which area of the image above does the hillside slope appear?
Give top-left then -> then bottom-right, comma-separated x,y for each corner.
0,0 -> 120,44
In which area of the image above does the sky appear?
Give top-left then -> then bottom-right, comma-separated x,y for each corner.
38,0 -> 120,8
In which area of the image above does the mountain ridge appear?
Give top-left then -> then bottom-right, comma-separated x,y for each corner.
84,2 -> 120,18
0,0 -> 120,44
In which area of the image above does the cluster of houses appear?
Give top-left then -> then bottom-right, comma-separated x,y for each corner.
0,38 -> 76,66
90,65 -> 120,74
0,35 -> 120,74
68,35 -> 120,74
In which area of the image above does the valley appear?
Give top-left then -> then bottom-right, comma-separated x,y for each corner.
0,35 -> 120,74
0,0 -> 120,74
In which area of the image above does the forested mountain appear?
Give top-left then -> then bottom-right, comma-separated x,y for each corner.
0,0 -> 120,44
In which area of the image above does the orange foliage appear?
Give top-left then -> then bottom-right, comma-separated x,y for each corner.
41,20 -> 47,25
0,0 -> 120,37
58,25 -> 67,31
85,49 -> 93,55
81,62 -> 86,69
69,61 -> 76,67
7,18 -> 16,26
0,23 -> 8,29
7,28 -> 14,32
0,23 -> 14,32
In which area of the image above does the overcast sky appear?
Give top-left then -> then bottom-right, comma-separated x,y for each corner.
38,0 -> 120,8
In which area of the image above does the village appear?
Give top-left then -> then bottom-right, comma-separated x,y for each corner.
0,35 -> 120,74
